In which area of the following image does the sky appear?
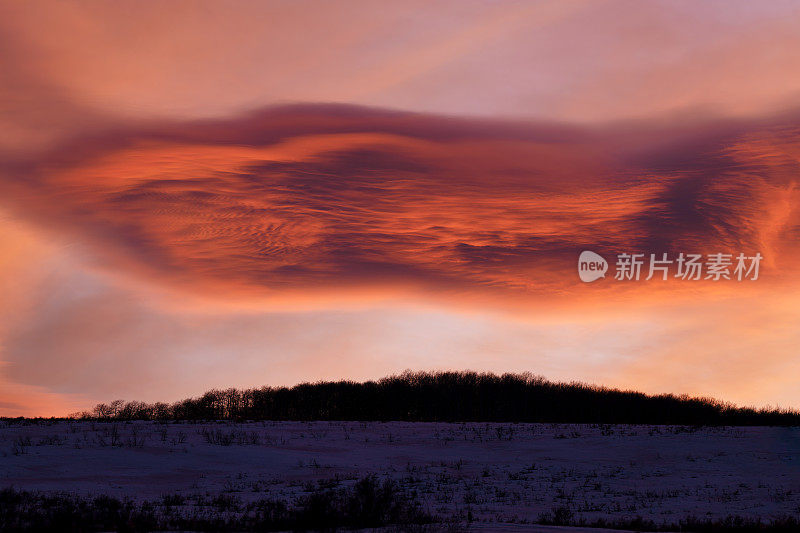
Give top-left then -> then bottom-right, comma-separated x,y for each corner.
1,0 -> 800,416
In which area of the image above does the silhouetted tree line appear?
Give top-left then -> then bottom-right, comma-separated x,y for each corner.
75,371 -> 800,425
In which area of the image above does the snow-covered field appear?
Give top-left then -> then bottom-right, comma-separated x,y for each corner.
1,420 -> 799,527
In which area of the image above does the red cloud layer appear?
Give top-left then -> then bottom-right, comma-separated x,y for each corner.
3,105 -> 799,306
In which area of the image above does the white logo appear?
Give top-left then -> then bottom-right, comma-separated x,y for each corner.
578,251 -> 762,283
578,250 -> 608,282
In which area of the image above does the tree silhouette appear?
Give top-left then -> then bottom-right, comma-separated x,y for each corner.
73,371 -> 800,426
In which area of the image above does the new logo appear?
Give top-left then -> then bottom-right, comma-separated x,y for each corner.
578,250 -> 608,282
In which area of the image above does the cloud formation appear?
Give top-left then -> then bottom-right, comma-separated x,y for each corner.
2,105 -> 798,310
3,1 -> 800,123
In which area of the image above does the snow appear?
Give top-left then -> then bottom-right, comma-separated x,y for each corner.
1,420 -> 798,525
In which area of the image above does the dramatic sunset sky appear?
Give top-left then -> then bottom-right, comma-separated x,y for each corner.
2,0 -> 800,416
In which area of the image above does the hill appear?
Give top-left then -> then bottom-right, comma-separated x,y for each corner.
66,371 -> 800,426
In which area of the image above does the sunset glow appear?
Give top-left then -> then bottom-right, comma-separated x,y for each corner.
2,0 -> 800,416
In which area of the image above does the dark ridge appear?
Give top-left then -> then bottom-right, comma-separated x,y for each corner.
62,371 -> 799,425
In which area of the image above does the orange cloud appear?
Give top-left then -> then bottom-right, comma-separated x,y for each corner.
1,105 -> 797,312
3,1 -> 800,123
